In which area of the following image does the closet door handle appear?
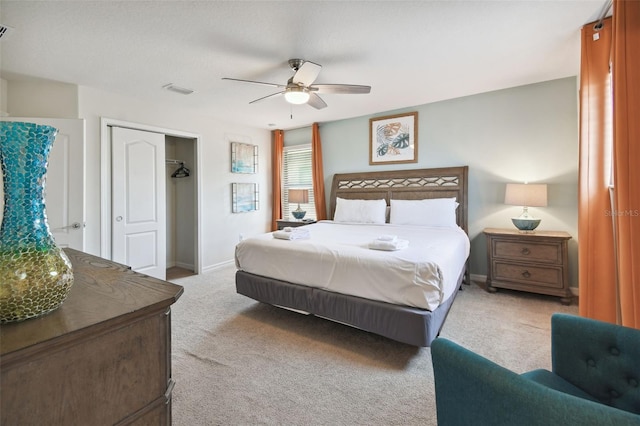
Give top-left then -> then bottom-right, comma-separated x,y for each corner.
53,222 -> 83,231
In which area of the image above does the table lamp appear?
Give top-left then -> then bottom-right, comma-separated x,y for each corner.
504,183 -> 547,232
288,188 -> 309,220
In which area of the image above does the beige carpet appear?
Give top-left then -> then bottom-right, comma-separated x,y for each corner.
169,265 -> 578,426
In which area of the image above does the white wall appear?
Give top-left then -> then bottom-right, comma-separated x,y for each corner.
80,86 -> 272,270
0,78 -> 8,116
6,78 -> 79,118
6,77 -> 271,271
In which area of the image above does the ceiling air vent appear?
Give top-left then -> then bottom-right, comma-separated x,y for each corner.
0,25 -> 15,41
162,83 -> 194,95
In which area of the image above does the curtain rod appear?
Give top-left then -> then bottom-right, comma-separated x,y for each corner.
594,0 -> 612,31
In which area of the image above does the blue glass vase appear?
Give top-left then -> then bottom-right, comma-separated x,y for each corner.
0,122 -> 74,323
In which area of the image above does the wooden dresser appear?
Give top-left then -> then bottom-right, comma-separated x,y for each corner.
484,228 -> 573,304
0,249 -> 183,425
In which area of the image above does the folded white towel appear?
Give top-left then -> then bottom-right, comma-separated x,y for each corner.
273,228 -> 310,240
376,234 -> 398,242
369,239 -> 409,251
281,226 -> 309,235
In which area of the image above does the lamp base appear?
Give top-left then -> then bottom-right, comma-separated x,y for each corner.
511,217 -> 541,232
292,210 -> 306,220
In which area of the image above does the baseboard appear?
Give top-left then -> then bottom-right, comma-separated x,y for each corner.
202,259 -> 235,274
469,273 -> 486,285
174,261 -> 195,271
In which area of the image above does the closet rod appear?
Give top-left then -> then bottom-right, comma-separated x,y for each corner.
594,0 -> 612,31
165,159 -> 184,165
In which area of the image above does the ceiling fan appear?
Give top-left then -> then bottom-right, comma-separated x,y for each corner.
222,59 -> 371,109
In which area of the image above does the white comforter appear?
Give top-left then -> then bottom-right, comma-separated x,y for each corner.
235,221 -> 470,311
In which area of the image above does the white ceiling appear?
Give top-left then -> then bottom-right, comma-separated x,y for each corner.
0,1 -> 605,130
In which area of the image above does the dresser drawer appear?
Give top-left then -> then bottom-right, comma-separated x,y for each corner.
494,261 -> 563,289
493,240 -> 561,264
1,311 -> 170,425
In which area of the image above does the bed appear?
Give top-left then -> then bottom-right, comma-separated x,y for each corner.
235,166 -> 469,347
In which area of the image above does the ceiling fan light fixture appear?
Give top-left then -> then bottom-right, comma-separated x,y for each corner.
284,87 -> 310,105
224,59 -> 370,110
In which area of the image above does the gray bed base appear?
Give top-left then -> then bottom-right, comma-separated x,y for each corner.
236,166 -> 469,347
235,267 -> 465,347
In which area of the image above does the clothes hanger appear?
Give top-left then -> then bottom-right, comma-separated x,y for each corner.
171,162 -> 190,178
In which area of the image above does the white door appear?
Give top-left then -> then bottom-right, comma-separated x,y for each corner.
0,118 -> 85,250
111,127 -> 166,280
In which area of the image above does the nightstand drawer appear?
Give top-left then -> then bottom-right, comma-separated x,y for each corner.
494,261 -> 563,289
484,228 -> 573,304
493,240 -> 560,264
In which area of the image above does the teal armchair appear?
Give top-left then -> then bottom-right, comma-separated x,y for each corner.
431,313 -> 640,426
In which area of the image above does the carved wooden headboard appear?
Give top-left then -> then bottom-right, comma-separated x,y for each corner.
329,166 -> 469,234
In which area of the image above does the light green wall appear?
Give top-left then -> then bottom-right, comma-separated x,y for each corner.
318,77 -> 579,285
283,126 -> 312,147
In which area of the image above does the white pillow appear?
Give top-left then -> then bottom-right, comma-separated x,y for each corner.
334,198 -> 387,224
390,198 -> 458,227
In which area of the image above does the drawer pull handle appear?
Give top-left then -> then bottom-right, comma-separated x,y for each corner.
521,270 -> 531,278
521,248 -> 531,255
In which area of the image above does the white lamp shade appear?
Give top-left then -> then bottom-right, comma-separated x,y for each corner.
284,87 -> 310,104
288,189 -> 309,204
504,183 -> 547,207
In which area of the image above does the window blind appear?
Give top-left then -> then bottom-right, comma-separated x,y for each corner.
282,144 -> 316,220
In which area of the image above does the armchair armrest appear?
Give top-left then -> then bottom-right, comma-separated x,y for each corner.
551,313 -> 640,413
431,338 -> 640,426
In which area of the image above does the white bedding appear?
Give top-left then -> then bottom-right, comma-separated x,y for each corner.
234,221 -> 470,311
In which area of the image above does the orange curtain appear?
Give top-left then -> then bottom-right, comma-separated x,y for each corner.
311,123 -> 327,220
578,17 -> 617,322
579,0 -> 640,328
271,130 -> 284,231
611,0 -> 640,328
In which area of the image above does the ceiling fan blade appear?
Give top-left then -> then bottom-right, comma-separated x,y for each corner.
292,61 -> 322,86
249,91 -> 284,104
222,77 -> 285,89
310,84 -> 371,94
307,93 -> 327,110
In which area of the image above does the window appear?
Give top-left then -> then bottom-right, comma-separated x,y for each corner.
282,144 -> 316,221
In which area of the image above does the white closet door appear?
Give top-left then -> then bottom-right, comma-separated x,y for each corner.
111,127 -> 166,280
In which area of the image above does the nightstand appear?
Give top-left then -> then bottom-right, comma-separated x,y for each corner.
276,219 -> 317,230
484,228 -> 573,305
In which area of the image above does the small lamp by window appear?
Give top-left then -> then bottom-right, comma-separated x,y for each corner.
505,183 -> 547,232
289,189 -> 309,220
